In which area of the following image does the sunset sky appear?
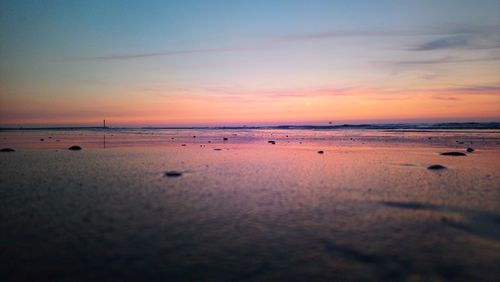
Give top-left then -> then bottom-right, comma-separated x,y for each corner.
1,0 -> 499,126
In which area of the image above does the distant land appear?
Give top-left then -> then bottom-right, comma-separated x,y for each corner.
1,122 -> 499,131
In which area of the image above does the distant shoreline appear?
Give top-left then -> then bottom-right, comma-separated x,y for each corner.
1,122 -> 499,131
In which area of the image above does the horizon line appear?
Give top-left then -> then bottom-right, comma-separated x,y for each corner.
1,121 -> 499,131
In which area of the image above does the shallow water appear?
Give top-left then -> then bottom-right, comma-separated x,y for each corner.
1,129 -> 499,281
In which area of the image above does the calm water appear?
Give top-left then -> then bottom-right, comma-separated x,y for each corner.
1,128 -> 499,281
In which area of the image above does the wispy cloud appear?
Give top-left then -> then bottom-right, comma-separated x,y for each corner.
277,30 -> 413,41
445,85 -> 500,94
407,24 -> 500,51
412,36 -> 469,51
278,25 -> 500,55
84,46 -> 267,61
411,35 -> 500,51
431,96 -> 460,101
278,25 -> 500,42
389,55 -> 500,66
201,86 -> 352,98
82,25 -> 499,61
143,83 -> 500,106
385,84 -> 500,96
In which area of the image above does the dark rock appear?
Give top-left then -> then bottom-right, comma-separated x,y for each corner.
223,137 -> 228,141
40,139 -> 44,141
68,145 -> 82,151
164,171 -> 182,177
0,148 -> 15,152
381,201 -> 435,210
181,144 -> 186,146
428,165 -> 446,170
213,148 -> 222,151
268,140 -> 276,144
193,136 -> 196,138
466,147 -> 474,153
441,152 -> 466,156
318,150 -> 324,154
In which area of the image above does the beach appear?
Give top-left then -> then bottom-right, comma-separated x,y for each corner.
1,127 -> 499,281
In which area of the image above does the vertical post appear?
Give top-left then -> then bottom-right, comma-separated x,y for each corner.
103,119 -> 106,128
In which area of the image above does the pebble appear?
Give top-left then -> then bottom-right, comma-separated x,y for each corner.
466,147 -> 474,153
0,148 -> 15,152
441,152 -> 466,156
68,145 -> 82,151
428,165 -> 446,170
164,171 -> 182,177
318,150 -> 324,154
268,140 -> 276,144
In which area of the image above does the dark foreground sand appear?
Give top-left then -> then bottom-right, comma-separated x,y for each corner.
1,129 -> 499,281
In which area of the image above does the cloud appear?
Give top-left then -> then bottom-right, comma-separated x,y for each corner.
413,36 -> 469,51
145,85 -> 359,103
84,46 -> 267,61
390,55 -> 500,66
446,85 -> 500,94
277,30 -> 412,41
201,86 -> 353,99
278,25 -> 500,54
411,35 -> 500,51
278,24 -> 500,42
408,24 -> 500,51
82,24 -> 500,61
431,96 -> 460,101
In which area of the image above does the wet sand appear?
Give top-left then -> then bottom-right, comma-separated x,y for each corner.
1,129 -> 499,281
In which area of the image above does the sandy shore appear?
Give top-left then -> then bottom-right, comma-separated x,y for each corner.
1,129 -> 499,281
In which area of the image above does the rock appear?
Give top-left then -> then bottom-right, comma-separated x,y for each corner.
40,138 -> 44,141
428,165 -> 446,170
213,148 -> 222,151
164,171 -> 182,177
317,150 -> 324,154
268,140 -> 276,144
441,152 -> 466,156
68,145 -> 82,151
466,147 -> 474,153
181,144 -> 186,146
223,137 -> 228,141
0,148 -> 15,152
193,136 -> 196,138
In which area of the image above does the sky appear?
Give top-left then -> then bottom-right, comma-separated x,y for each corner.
0,0 -> 499,126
